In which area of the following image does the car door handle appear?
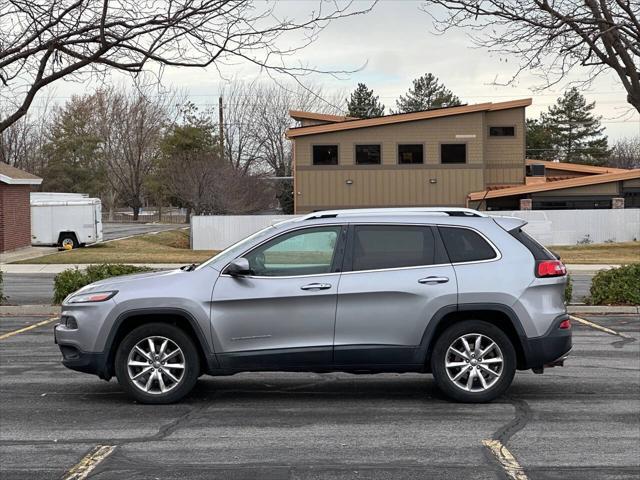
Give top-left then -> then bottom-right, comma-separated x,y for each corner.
418,276 -> 449,284
300,283 -> 332,291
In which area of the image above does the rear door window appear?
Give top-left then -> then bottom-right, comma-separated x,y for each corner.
438,227 -> 498,263
350,225 -> 436,271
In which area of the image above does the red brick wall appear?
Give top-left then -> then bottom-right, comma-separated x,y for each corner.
0,184 -> 32,253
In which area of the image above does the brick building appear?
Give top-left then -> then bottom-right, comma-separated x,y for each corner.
0,163 -> 42,253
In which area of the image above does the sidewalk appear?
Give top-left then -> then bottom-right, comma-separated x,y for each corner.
0,263 -> 185,273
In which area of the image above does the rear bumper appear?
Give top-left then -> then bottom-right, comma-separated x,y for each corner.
520,314 -> 572,369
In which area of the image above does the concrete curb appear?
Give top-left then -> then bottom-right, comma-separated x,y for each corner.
567,305 -> 639,315
0,305 -> 61,316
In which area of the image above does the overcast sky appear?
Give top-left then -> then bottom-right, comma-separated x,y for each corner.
41,0 -> 639,141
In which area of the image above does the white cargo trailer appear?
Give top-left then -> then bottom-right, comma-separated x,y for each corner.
30,193 -> 103,248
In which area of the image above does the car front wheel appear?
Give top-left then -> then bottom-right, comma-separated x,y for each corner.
115,323 -> 199,404
431,320 -> 516,403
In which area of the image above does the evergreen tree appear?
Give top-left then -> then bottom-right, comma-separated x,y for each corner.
346,83 -> 385,118
41,96 -> 106,197
395,73 -> 461,113
541,87 -> 609,165
525,118 -> 556,160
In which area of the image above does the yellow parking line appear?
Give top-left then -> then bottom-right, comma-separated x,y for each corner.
569,315 -> 633,339
482,439 -> 528,480
0,316 -> 58,340
62,445 -> 116,480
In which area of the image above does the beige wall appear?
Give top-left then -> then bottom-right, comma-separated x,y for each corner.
623,178 -> 640,188
292,109 -> 526,213
484,109 -> 526,185
533,182 -> 620,197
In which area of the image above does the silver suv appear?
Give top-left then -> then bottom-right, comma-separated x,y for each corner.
54,208 -> 571,404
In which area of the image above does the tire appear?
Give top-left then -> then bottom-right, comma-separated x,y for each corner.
59,233 -> 79,250
431,320 -> 516,403
115,323 -> 200,404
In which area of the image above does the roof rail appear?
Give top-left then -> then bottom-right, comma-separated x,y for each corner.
301,207 -> 486,220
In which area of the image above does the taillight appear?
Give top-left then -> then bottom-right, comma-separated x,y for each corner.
559,319 -> 571,329
536,260 -> 567,277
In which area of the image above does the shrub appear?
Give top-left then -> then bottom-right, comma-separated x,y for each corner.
564,274 -> 573,304
53,264 -> 151,304
588,264 -> 640,306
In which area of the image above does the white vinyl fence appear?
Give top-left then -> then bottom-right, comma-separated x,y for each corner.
191,209 -> 640,250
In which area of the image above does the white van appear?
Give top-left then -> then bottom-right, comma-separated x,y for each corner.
30,193 -> 103,248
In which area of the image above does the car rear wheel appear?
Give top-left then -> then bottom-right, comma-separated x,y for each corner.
431,320 -> 516,403
115,323 -> 199,404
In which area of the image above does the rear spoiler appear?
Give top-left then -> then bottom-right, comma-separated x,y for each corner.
491,215 -> 527,232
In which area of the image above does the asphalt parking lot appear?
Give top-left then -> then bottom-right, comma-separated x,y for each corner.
0,314 -> 638,480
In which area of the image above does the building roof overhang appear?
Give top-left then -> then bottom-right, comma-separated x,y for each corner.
0,163 -> 42,185
286,98 -> 532,138
468,169 -> 640,201
525,158 -> 628,175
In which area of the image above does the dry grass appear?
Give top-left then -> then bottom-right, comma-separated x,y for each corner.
16,229 -> 218,264
550,241 -> 640,265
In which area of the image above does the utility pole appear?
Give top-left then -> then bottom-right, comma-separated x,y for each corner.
218,96 -> 224,154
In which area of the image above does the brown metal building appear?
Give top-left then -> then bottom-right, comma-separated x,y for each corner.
286,100 -> 639,213
0,163 -> 42,253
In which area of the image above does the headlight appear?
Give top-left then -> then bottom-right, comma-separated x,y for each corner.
67,290 -> 118,303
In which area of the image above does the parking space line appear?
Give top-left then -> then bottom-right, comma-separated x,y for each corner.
61,445 -> 116,480
482,439 -> 528,480
569,315 -> 634,339
0,316 -> 58,340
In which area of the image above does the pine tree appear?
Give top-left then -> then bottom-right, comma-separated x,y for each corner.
395,73 -> 461,113
542,87 -> 609,165
346,83 -> 385,118
525,118 -> 556,160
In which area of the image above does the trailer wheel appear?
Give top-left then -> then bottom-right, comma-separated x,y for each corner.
59,233 -> 79,250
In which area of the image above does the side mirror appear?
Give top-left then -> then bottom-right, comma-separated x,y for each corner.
227,257 -> 252,276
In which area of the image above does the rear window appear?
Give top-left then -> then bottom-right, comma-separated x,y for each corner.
352,225 -> 435,271
509,228 -> 555,260
439,227 -> 497,263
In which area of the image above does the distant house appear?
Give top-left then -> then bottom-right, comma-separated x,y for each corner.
286,100 -> 640,213
0,163 -> 42,253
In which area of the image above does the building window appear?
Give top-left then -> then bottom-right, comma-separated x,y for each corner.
313,145 -> 338,165
489,126 -> 515,137
355,144 -> 381,165
398,144 -> 424,164
441,144 -> 466,164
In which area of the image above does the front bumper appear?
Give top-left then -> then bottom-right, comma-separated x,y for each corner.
520,314 -> 572,370
54,323 -> 111,379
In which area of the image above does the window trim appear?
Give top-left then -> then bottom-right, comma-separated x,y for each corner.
396,142 -> 425,165
311,143 -> 339,166
220,224 -> 347,279
436,225 -> 501,265
354,143 -> 382,165
439,142 -> 468,165
488,125 -> 517,138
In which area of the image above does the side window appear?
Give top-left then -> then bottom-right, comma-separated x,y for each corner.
439,227 -> 497,263
244,227 -> 341,277
351,225 -> 435,271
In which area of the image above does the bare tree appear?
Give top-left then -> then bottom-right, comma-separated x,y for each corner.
420,1 -> 640,112
0,0 -> 375,132
94,88 -> 173,220
221,81 -> 345,212
0,99 -> 51,173
608,137 -> 640,169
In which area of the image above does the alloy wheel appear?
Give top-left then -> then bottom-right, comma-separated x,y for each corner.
444,333 -> 504,392
127,336 -> 186,395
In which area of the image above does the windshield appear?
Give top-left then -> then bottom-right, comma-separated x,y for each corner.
196,225 -> 277,270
